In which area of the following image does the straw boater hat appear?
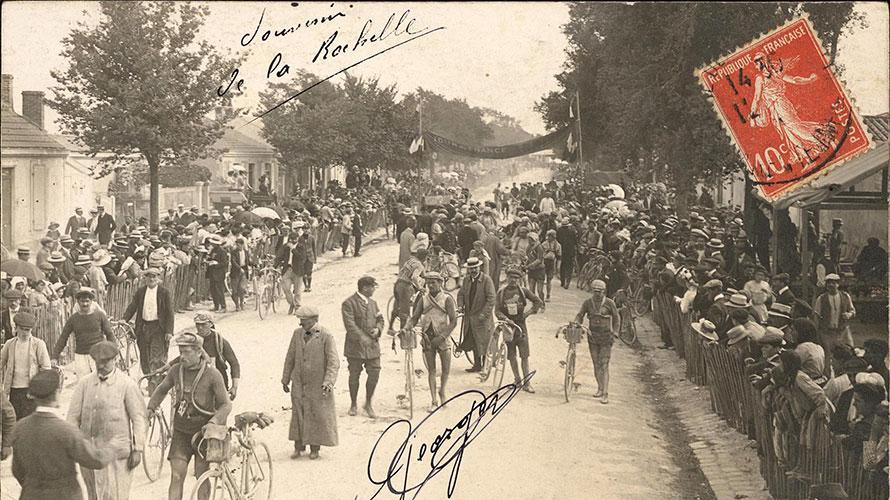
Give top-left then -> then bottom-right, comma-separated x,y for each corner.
725,293 -> 751,309
692,320 -> 719,342
92,250 -> 112,267
706,238 -> 724,249
726,325 -> 749,346
75,254 -> 92,266
47,251 -> 67,263
465,257 -> 482,269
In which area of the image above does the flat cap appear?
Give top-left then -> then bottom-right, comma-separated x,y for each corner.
193,312 -> 213,324
825,273 -> 841,281
703,279 -> 723,289
758,327 -> 785,346
28,369 -> 62,399
4,289 -> 24,300
17,246 -> 30,253
142,267 -> 161,276
591,279 -> 607,291
75,287 -> 96,300
295,305 -> 319,318
174,332 -> 204,348
13,311 -> 37,328
89,340 -> 120,361
423,271 -> 444,281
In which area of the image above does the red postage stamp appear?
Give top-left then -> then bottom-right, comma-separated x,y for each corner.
696,16 -> 873,202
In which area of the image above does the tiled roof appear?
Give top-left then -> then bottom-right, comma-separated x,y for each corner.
863,113 -> 889,143
1,106 -> 66,151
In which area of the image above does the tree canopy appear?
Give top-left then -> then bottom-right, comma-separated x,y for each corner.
536,2 -> 867,202
49,1 -> 242,228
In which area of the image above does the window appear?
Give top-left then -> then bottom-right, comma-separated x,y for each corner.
248,163 -> 256,185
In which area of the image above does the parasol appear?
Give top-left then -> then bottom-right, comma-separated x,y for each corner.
1,258 -> 46,281
605,184 -> 625,199
233,211 -> 263,224
251,207 -> 281,219
604,199 -> 627,212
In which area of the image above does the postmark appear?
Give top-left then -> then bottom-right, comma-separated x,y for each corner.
696,16 -> 873,202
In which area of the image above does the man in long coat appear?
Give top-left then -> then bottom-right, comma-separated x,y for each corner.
398,218 -> 416,270
482,229 -> 510,290
456,257 -> 496,372
342,276 -> 385,418
281,306 -> 339,460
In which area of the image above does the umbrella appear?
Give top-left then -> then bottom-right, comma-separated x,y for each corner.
1,258 -> 46,281
251,207 -> 281,219
604,199 -> 628,212
606,184 -> 625,199
233,211 -> 263,224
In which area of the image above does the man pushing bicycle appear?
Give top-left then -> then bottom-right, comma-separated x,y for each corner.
495,267 -> 543,393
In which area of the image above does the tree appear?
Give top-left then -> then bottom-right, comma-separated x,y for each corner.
536,2 -> 865,214
49,1 -> 242,230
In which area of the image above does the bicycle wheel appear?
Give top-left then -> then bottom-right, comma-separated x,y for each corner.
253,277 -> 262,312
142,414 -> 166,482
479,330 -> 500,382
386,296 -> 395,329
632,283 -> 650,316
405,350 -> 414,420
259,286 -> 271,320
443,262 -> 461,292
618,309 -> 637,346
242,441 -> 273,500
491,339 -> 507,391
122,338 -> 141,378
577,261 -> 594,290
191,469 -> 234,500
564,346 -> 576,403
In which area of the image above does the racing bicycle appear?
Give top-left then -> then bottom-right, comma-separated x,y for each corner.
556,323 -> 590,403
110,319 -> 140,378
139,368 -> 174,482
190,412 -> 274,500
252,255 -> 282,320
479,319 -> 521,390
576,248 -> 611,291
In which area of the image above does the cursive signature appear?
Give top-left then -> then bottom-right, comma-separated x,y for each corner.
362,371 -> 535,500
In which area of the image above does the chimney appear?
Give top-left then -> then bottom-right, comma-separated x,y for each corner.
22,91 -> 45,130
1,74 -> 12,109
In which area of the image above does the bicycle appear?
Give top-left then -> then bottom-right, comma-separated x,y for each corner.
613,289 -> 638,347
110,320 -> 140,378
190,412 -> 274,500
626,269 -> 652,316
393,327 -> 423,420
252,257 -> 282,320
479,320 -> 520,390
556,323 -> 590,403
576,248 -> 610,291
449,313 -> 471,362
139,369 -> 173,482
439,251 -> 462,292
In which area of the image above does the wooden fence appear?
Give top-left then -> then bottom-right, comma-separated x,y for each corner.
676,308 -> 888,499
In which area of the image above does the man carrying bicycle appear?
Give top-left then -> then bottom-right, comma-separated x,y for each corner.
573,279 -> 620,404
147,333 -> 232,500
402,272 -> 458,412
496,267 -> 543,393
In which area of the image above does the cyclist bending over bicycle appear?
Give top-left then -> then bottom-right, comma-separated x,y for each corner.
495,267 -> 543,393
158,313 -> 240,401
388,246 -> 428,336
401,272 -> 458,412
146,332 -> 232,500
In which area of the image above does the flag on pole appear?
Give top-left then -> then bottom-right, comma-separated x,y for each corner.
416,102 -> 422,113
409,135 -> 424,154
569,99 -> 574,119
566,131 -> 577,153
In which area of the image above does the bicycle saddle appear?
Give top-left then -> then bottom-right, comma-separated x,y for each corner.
235,411 -> 274,430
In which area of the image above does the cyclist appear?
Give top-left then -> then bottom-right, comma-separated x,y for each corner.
147,332 -> 232,500
402,272 -> 458,412
495,267 -> 543,393
573,279 -> 620,404
159,313 -> 240,400
388,245 -> 427,336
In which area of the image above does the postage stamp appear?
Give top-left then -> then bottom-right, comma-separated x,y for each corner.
696,16 -> 873,202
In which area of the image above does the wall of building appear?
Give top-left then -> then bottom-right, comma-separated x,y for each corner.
1,155 -> 95,250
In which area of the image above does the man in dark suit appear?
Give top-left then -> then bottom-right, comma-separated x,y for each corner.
123,268 -> 175,376
456,257 -> 496,372
11,369 -> 113,500
341,276 -> 385,418
206,235 -> 230,312
94,205 -> 116,245
771,272 -> 796,306
65,207 -> 87,236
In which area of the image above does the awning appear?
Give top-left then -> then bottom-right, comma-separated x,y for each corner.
772,141 -> 889,209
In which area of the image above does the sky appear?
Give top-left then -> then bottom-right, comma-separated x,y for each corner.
1,2 -> 888,137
